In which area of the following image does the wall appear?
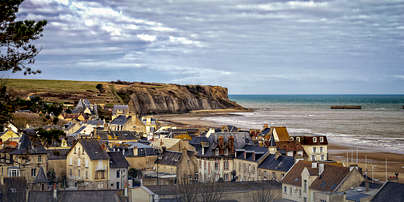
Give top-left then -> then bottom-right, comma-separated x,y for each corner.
48,159 -> 66,179
126,156 -> 157,170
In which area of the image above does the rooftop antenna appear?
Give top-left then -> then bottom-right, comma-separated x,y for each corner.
356,145 -> 359,164
346,151 -> 349,167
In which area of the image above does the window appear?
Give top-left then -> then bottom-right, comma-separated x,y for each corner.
86,170 -> 88,179
31,168 -> 36,177
304,179 -> 307,193
38,155 -> 42,163
320,147 -> 323,153
215,161 -> 219,170
69,169 -> 72,177
321,155 -> 325,161
320,137 -> 324,142
313,137 -> 317,143
289,187 -> 292,194
116,182 -> 120,189
320,200 -> 327,202
85,159 -> 88,167
69,157 -> 72,165
312,155 -> 315,161
10,169 -> 19,177
284,186 -> 287,193
299,189 -> 301,196
313,147 -> 317,153
78,169 -> 80,177
74,147 -> 77,154
78,158 -> 81,166
116,170 -> 120,178
224,160 -> 229,170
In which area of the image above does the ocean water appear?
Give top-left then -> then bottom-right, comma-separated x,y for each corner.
202,95 -> 404,154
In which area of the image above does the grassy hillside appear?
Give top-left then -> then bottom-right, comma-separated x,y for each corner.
4,79 -> 119,104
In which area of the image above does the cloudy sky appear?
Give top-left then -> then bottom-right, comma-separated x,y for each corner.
8,0 -> 404,94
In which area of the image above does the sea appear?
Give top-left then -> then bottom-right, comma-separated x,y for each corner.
202,95 -> 404,154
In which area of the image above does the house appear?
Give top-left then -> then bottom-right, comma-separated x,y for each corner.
0,130 -> 48,185
58,113 -> 86,122
109,115 -> 135,131
291,135 -> 328,161
96,130 -> 139,143
107,152 -> 129,190
111,142 -> 157,170
370,181 -> 404,202
281,160 -> 364,202
151,138 -> 195,152
47,149 -> 70,180
141,116 -> 159,135
258,154 -> 295,182
154,149 -> 198,184
112,105 -> 130,120
192,131 -> 253,182
234,145 -> 271,182
0,129 -> 20,145
72,99 -> 98,118
66,139 -> 110,189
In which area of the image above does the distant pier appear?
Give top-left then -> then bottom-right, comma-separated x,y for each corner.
330,105 -> 362,109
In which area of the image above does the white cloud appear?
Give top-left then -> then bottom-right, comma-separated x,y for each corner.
137,34 -> 157,42
235,1 -> 329,11
169,36 -> 203,47
393,75 -> 404,80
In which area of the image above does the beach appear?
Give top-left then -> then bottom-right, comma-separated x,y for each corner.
156,109 -> 404,183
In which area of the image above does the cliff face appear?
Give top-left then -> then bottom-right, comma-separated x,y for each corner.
6,79 -> 245,114
117,83 -> 245,114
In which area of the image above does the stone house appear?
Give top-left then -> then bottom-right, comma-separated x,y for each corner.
234,145 -> 270,181
281,160 -> 364,202
47,149 -> 69,181
191,132 -> 253,182
154,150 -> 198,184
66,138 -> 110,189
107,152 -> 129,190
0,130 -> 47,185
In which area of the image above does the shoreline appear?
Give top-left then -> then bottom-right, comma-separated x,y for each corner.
155,110 -> 404,183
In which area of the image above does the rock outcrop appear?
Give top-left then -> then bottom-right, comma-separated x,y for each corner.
116,83 -> 245,114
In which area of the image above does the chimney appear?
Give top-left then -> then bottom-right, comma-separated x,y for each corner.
312,162 -> 318,168
202,147 -> 205,155
319,163 -> 324,175
243,151 -> 247,160
252,152 -> 256,161
53,183 -> 57,200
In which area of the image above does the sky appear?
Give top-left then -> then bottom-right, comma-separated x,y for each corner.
6,0 -> 404,94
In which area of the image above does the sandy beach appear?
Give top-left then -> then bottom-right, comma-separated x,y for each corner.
155,110 -> 404,183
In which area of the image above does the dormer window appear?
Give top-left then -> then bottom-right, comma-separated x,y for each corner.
313,137 -> 317,143
215,148 -> 219,156
320,137 -> 324,142
297,137 -> 300,142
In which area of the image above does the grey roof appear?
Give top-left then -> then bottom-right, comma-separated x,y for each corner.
87,119 -> 104,126
108,152 -> 129,168
113,105 -> 129,114
269,133 -> 276,147
110,115 -> 131,125
47,149 -> 70,160
155,151 -> 182,166
28,190 -> 126,202
97,131 -> 138,140
34,167 -> 48,184
236,145 -> 269,162
78,139 -> 109,160
371,182 -> 404,202
72,126 -> 86,136
258,127 -> 271,136
10,130 -> 47,155
258,154 -> 295,172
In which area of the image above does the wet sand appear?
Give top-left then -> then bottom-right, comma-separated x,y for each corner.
155,110 -> 404,183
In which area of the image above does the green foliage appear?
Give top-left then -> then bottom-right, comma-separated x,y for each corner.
0,0 -> 47,74
0,86 -> 14,131
128,168 -> 142,179
97,105 -> 111,121
47,169 -> 56,184
36,128 -> 66,147
96,83 -> 105,93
